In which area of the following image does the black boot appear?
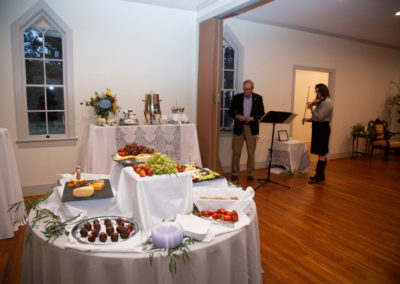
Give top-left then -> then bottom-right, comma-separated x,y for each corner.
309,160 -> 326,184
308,160 -> 326,184
309,160 -> 322,181
320,160 -> 326,181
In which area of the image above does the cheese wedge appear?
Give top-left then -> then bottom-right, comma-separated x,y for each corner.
135,154 -> 151,163
89,180 -> 105,190
73,186 -> 94,197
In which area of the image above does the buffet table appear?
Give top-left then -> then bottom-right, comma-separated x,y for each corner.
21,172 -> 262,284
0,128 -> 26,239
269,139 -> 311,173
82,124 -> 202,174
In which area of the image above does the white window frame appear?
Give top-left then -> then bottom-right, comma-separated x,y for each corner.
220,26 -> 244,131
11,1 -> 76,148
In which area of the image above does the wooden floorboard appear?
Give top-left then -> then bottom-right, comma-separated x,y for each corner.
1,156 -> 399,283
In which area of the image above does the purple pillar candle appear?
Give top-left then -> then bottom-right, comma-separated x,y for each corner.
151,223 -> 183,249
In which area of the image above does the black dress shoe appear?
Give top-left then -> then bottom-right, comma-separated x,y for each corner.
309,177 -> 323,184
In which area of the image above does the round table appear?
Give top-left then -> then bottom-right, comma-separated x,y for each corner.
22,190 -> 262,284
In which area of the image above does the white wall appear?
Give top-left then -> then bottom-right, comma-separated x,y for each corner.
0,0 -> 197,189
220,18 -> 400,172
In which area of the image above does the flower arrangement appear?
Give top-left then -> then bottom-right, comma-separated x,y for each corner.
81,88 -> 119,120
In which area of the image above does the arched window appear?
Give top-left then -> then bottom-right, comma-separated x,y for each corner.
220,39 -> 236,130
220,27 -> 243,131
11,1 -> 76,147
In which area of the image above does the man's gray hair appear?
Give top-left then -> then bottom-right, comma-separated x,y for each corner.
243,79 -> 254,88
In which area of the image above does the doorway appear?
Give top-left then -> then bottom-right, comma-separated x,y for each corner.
292,67 -> 334,143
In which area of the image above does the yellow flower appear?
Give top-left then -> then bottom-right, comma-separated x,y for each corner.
112,101 -> 117,111
106,92 -> 112,97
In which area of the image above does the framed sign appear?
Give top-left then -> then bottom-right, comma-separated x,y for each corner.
278,130 -> 289,141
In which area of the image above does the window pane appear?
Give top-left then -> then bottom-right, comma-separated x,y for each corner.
48,112 -> 65,134
28,112 -> 46,135
24,27 -> 43,58
224,90 -> 234,107
45,29 -> 62,59
224,46 -> 234,69
223,110 -> 233,128
224,71 -> 234,89
25,59 -> 44,84
220,110 -> 223,128
46,60 -> 63,84
47,87 -> 64,110
27,87 -> 45,110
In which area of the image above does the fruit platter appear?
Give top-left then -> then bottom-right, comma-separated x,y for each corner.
71,216 -> 139,245
191,168 -> 222,183
197,208 -> 239,227
113,143 -> 156,166
132,152 -> 179,177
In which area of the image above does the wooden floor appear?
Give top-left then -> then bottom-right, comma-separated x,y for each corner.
1,156 -> 399,283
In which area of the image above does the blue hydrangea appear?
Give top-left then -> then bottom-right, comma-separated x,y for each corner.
98,99 -> 112,110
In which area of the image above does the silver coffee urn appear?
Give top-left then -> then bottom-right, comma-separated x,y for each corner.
143,91 -> 162,124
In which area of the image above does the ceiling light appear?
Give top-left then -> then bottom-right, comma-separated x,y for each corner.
396,11 -> 400,16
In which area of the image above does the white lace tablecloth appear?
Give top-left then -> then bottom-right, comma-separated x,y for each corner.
82,124 -> 202,174
0,128 -> 26,239
268,139 -> 311,173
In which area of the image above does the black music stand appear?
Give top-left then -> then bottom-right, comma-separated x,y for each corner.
255,111 -> 296,191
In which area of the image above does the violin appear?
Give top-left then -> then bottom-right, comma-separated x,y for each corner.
307,97 -> 324,108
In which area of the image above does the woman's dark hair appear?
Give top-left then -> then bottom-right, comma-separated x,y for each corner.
315,83 -> 330,98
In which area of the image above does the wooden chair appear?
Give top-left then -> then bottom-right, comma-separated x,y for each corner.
368,119 -> 400,160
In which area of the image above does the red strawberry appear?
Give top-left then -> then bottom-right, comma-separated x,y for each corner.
212,213 -> 218,219
232,215 -> 239,222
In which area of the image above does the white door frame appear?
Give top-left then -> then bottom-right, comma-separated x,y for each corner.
290,65 -> 336,137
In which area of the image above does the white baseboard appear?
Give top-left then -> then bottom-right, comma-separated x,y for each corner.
328,152 -> 352,160
222,161 -> 267,173
23,184 -> 57,196
221,152 -> 353,173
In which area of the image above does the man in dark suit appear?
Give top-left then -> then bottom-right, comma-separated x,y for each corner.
229,80 -> 265,181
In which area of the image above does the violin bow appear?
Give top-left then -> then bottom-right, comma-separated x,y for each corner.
302,86 -> 310,125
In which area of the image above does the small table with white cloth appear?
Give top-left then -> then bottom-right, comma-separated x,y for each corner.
82,124 -> 202,174
0,128 -> 26,239
268,139 -> 311,173
21,169 -> 262,284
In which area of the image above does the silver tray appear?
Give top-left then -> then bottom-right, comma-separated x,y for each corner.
71,216 -> 139,245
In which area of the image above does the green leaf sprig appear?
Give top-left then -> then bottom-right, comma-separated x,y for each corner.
142,236 -> 196,275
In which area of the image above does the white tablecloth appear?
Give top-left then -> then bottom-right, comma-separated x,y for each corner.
21,173 -> 262,284
269,139 -> 311,173
82,124 -> 202,174
0,128 -> 26,239
111,163 -> 194,233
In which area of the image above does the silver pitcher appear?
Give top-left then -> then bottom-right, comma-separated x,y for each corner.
143,92 -> 162,124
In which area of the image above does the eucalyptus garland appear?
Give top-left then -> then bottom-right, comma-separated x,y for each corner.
8,190 -> 68,244
142,236 -> 196,275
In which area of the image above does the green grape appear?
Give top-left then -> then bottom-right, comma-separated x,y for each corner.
144,152 -> 178,175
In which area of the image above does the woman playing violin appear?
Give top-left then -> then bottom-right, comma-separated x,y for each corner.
302,83 -> 333,184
